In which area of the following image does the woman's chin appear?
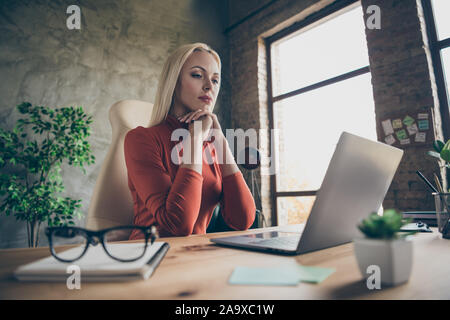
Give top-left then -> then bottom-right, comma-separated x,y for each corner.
193,103 -> 210,110
200,101 -> 214,109
183,106 -> 199,113
185,102 -> 213,112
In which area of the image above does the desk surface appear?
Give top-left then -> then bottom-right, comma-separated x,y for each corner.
1,225 -> 449,300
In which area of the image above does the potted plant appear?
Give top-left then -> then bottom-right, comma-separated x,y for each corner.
353,209 -> 415,287
0,102 -> 95,247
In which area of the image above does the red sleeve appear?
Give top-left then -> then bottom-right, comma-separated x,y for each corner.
220,171 -> 256,230
124,128 -> 203,236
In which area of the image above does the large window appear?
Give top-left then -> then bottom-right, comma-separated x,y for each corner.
423,0 -> 450,140
267,1 -> 377,226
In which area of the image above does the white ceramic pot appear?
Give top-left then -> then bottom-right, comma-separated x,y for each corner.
353,237 -> 413,287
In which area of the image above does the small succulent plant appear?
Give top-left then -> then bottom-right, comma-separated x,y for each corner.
357,209 -> 413,239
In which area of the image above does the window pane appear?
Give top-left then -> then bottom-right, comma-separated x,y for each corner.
441,48 -> 450,103
277,196 -> 316,226
274,73 -> 377,192
271,5 -> 369,96
432,0 -> 450,41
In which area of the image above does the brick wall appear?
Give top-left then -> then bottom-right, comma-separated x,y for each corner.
361,0 -> 444,210
227,0 -> 445,225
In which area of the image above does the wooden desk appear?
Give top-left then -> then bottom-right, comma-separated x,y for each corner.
0,225 -> 449,299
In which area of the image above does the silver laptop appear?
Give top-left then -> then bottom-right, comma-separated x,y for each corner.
210,132 -> 404,255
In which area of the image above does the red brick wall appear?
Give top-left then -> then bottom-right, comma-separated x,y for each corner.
361,0 -> 444,210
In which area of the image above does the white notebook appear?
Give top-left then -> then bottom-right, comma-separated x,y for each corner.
14,242 -> 170,282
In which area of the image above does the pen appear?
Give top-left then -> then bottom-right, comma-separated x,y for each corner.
416,170 -> 439,193
433,173 -> 444,193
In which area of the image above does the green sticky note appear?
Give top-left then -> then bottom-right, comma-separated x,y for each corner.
418,119 -> 429,130
228,266 -> 300,286
289,265 -> 336,284
228,265 -> 336,286
396,129 -> 408,140
403,115 -> 415,127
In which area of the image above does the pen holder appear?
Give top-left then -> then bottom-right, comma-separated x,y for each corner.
433,193 -> 450,239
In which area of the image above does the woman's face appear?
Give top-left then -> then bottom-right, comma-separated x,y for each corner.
173,50 -> 221,114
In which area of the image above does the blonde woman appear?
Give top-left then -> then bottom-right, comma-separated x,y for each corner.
124,43 -> 256,238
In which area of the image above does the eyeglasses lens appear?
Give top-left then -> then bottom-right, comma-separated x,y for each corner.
50,228 -> 88,261
103,228 -> 149,261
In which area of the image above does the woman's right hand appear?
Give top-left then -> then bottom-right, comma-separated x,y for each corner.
178,109 -> 213,142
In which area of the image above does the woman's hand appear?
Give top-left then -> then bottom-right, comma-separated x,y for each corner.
178,109 -> 224,142
178,109 -> 239,176
179,110 -> 239,177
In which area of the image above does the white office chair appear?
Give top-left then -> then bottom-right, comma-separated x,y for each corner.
86,100 -> 153,239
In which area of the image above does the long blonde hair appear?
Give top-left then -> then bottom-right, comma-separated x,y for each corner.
149,43 -> 221,126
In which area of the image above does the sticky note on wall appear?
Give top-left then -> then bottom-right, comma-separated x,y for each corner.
384,134 -> 396,145
415,132 -> 426,142
403,115 -> 415,127
396,129 -> 408,140
392,119 -> 403,129
381,119 -> 394,135
406,123 -> 418,135
418,119 -> 429,130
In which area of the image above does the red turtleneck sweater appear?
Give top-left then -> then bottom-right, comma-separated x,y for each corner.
124,114 -> 256,238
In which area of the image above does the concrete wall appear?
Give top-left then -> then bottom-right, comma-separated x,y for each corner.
0,0 -> 229,248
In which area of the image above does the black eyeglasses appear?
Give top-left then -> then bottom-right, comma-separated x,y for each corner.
45,225 -> 157,263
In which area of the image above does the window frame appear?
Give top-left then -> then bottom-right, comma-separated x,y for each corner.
265,0 -> 369,225
421,0 -> 450,141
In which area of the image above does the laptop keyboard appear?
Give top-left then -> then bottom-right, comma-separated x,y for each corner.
250,236 -> 300,247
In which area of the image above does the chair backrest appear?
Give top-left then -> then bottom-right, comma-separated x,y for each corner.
86,100 -> 154,234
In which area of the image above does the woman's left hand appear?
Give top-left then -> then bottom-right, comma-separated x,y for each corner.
178,109 -> 224,139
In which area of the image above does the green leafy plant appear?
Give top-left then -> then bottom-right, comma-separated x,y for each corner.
357,209 -> 413,239
427,139 -> 450,192
427,139 -> 450,167
0,102 -> 95,247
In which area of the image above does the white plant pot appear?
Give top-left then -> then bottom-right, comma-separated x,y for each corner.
353,237 -> 413,287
